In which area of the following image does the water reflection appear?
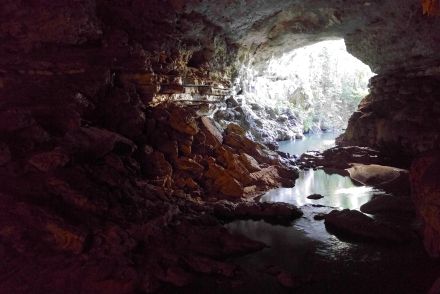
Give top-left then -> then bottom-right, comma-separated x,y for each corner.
278,131 -> 340,156
261,169 -> 387,210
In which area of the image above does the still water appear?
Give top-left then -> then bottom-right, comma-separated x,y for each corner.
261,169 -> 387,210
220,133 -> 440,293
269,132 -> 385,210
278,131 -> 341,156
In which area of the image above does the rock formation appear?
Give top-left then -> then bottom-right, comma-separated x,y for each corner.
1,0 -> 440,292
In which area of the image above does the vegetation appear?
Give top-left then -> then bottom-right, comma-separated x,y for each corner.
238,40 -> 374,133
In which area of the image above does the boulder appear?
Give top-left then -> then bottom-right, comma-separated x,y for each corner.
307,194 -> 324,200
212,201 -> 303,224
200,116 -> 223,148
360,195 -> 414,215
204,158 -> 244,197
346,163 -> 410,195
239,153 -> 261,172
216,146 -> 252,185
324,209 -> 410,243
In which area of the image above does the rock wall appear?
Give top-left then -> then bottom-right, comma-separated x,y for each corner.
411,152 -> 440,257
339,66 -> 440,159
0,1 -> 304,291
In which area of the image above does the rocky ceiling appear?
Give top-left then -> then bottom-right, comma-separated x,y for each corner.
2,0 -> 440,75
183,0 -> 440,73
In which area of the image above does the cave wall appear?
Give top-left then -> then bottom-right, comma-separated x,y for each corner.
340,66 -> 440,159
1,0 -> 440,290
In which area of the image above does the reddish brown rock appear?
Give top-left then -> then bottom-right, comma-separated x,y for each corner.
411,152 -> 440,257
168,107 -> 199,136
216,146 -> 253,185
239,153 -> 261,172
200,116 -> 223,148
28,148 -> 69,172
174,157 -> 204,175
204,158 -> 244,197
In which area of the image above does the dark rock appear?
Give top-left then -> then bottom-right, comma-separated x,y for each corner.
411,152 -> 440,257
63,127 -> 135,158
212,201 -> 303,224
346,163 -> 410,195
313,213 -> 327,221
360,195 -> 415,215
307,194 -> 324,200
324,209 -> 411,243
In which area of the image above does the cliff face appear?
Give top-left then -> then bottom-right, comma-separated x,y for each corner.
1,0 -> 440,291
339,68 -> 440,158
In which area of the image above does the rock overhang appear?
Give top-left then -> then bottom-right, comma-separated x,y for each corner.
180,0 -> 440,73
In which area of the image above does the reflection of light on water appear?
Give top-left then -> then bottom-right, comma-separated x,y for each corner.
335,186 -> 373,195
261,169 -> 386,210
322,139 -> 335,146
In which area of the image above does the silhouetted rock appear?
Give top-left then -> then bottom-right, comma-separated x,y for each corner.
411,152 -> 440,257
360,195 -> 414,215
212,201 -> 303,224
307,193 -> 324,200
324,209 -> 411,243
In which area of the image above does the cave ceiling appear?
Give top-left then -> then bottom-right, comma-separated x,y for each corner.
1,0 -> 439,74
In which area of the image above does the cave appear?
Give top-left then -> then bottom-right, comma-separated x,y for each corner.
1,1 -> 440,293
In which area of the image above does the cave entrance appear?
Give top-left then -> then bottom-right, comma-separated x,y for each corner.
228,39 -> 374,145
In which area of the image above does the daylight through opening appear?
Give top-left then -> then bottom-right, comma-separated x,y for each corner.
217,40 -> 375,145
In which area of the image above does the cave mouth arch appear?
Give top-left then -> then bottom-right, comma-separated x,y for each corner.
215,39 -> 375,145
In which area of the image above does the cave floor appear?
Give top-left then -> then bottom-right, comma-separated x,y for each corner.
169,204 -> 440,293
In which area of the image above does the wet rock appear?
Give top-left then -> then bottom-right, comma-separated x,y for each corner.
360,195 -> 415,215
313,213 -> 327,221
307,193 -> 324,200
324,209 -> 410,243
299,146 -> 388,170
212,201 -> 303,224
346,163 -> 410,195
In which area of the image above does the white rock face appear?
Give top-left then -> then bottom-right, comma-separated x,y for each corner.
214,40 -> 374,144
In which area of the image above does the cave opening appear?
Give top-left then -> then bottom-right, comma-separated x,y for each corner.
2,1 -> 440,293
217,40 -> 375,148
